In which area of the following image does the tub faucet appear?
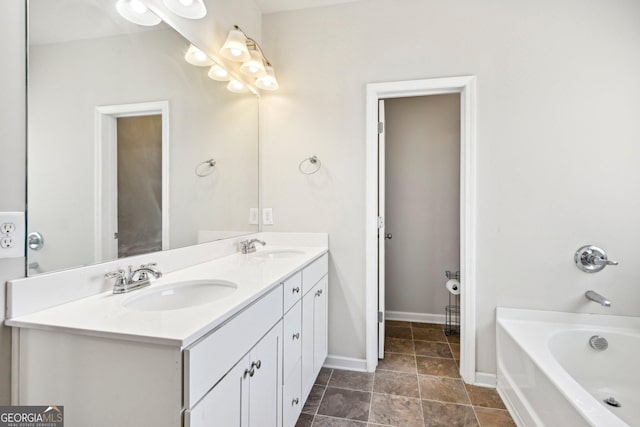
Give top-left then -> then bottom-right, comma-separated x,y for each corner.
585,290 -> 611,307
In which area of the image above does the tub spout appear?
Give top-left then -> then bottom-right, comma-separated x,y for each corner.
585,290 -> 611,307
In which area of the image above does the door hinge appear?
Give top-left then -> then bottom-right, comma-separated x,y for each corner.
377,216 -> 384,229
113,232 -> 119,239
378,122 -> 384,134
378,311 -> 384,323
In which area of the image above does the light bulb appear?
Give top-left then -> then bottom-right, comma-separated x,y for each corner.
214,68 -> 227,78
178,0 -> 193,5
230,48 -> 242,57
130,0 -> 148,14
248,66 -> 259,74
194,50 -> 208,62
231,81 -> 244,90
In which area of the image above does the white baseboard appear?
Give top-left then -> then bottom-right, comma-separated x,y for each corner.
385,310 -> 445,324
323,355 -> 368,372
474,371 -> 497,388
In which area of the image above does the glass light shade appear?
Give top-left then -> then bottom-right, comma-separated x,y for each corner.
220,30 -> 250,62
255,66 -> 279,91
163,0 -> 207,19
239,50 -> 267,78
227,79 -> 249,94
184,44 -> 214,67
208,64 -> 231,81
115,0 -> 161,26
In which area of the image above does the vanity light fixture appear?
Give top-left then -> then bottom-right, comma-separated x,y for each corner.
220,28 -> 251,62
239,50 -> 267,78
227,78 -> 249,94
220,25 -> 280,91
184,44 -> 214,66
163,0 -> 207,19
115,0 -> 161,26
255,65 -> 279,91
208,64 -> 231,81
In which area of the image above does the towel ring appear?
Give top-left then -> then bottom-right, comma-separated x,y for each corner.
195,159 -> 216,177
298,155 -> 321,175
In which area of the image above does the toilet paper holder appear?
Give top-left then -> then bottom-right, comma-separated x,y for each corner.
445,270 -> 460,281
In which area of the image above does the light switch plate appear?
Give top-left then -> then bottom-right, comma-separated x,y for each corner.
262,208 -> 273,225
249,208 -> 259,225
0,211 -> 25,258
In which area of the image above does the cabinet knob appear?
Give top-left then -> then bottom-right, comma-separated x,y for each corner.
251,360 -> 262,370
315,289 -> 323,297
292,398 -> 299,405
292,286 -> 300,294
244,368 -> 255,378
292,332 -> 300,340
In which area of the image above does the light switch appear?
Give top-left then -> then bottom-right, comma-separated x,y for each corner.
262,208 -> 273,225
249,208 -> 259,225
0,211 -> 25,258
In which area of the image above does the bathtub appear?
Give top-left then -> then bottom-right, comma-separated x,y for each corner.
496,308 -> 640,427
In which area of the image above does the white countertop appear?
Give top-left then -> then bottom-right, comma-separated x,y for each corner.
6,246 -> 328,348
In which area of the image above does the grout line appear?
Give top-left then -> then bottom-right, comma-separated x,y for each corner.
313,369 -> 333,416
414,335 -> 425,426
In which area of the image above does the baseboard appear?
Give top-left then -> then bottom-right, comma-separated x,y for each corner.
385,310 -> 445,324
474,371 -> 497,388
323,355 -> 368,372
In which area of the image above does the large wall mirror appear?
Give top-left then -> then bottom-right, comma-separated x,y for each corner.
27,0 -> 260,275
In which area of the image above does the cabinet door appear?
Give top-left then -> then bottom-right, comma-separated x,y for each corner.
185,354 -> 250,427
249,323 -> 282,427
301,288 -> 315,400
313,276 -> 328,376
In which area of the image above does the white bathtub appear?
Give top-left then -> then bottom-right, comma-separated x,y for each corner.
496,308 -> 640,427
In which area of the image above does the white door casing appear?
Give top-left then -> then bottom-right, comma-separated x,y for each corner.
365,76 -> 477,384
94,101 -> 170,262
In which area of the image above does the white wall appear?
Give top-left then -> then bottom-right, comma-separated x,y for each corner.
385,95 -> 460,317
0,0 -> 26,405
28,28 -> 259,273
261,0 -> 640,373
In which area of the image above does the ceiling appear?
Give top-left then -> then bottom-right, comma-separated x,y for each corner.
254,0 -> 363,14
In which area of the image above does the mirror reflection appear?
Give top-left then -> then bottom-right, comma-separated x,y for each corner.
27,0 -> 260,275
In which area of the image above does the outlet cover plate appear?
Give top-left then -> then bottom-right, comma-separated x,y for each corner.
262,208 -> 273,225
0,211 -> 25,258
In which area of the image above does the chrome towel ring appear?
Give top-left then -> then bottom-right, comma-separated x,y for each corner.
195,159 -> 216,177
298,155 -> 321,175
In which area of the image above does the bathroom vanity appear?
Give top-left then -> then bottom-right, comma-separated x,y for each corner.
7,238 -> 328,427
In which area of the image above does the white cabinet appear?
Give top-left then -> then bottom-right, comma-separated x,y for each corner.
301,273 -> 329,401
186,323 -> 282,427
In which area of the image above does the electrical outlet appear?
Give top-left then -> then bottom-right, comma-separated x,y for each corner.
0,212 -> 25,258
1,237 -> 15,249
1,222 -> 16,234
249,208 -> 259,225
262,208 -> 273,225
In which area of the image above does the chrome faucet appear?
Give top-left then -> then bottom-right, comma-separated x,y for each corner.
105,262 -> 162,294
585,290 -> 611,307
239,238 -> 266,254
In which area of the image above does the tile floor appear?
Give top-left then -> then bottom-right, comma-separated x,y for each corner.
296,320 -> 515,427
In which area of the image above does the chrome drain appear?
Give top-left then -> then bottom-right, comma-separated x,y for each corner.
589,335 -> 608,351
604,397 -> 621,408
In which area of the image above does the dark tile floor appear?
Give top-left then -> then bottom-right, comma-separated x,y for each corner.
296,321 -> 515,427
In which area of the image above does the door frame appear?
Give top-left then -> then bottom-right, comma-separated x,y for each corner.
94,100 -> 170,262
365,76 -> 477,383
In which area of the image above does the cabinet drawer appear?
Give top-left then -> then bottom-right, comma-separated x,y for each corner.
184,285 -> 283,409
283,301 -> 302,379
282,272 -> 302,313
302,253 -> 328,295
283,359 -> 302,427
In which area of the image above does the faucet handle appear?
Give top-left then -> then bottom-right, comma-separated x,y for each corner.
140,262 -> 158,269
105,268 -> 126,279
575,245 -> 618,273
593,257 -> 618,266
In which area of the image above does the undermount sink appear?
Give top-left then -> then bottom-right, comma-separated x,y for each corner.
122,280 -> 238,311
252,249 -> 306,260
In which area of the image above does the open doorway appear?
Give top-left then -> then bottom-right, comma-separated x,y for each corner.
94,101 -> 170,262
380,93 -> 461,356
366,77 -> 477,384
